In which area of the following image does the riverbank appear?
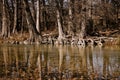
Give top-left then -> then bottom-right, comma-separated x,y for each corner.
0,32 -> 120,46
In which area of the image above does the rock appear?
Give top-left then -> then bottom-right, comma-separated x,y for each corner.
48,37 -> 54,44
23,40 -> 30,45
71,38 -> 78,45
77,39 -> 85,46
19,41 -> 23,44
97,41 -> 103,46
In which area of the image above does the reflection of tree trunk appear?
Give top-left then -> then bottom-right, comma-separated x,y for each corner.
3,46 -> 8,77
96,46 -> 103,74
71,45 -> 76,71
65,46 -> 70,69
28,46 -> 33,71
24,47 -> 28,64
103,50 -> 109,75
14,47 -> 19,73
87,46 -> 94,73
93,46 -> 103,74
37,54 -> 41,80
78,46 -> 87,71
89,46 -> 94,72
58,45 -> 63,73
44,46 -> 48,76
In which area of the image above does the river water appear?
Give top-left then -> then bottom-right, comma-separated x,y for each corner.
0,44 -> 120,80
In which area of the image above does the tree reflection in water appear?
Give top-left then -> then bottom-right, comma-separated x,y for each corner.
0,44 -> 120,79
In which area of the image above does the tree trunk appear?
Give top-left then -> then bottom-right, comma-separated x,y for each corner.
5,0 -> 13,36
23,0 -> 41,42
30,0 -> 36,22
0,1 -> 2,33
79,0 -> 86,39
68,0 -> 74,36
16,0 -> 22,32
12,0 -> 17,34
1,0 -> 8,38
42,0 -> 48,31
57,9 -> 65,40
55,0 -> 65,42
36,0 -> 40,33
79,17 -> 86,38
87,0 -> 92,18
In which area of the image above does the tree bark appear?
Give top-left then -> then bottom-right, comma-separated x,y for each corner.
79,0 -> 86,39
30,0 -> 36,22
36,0 -> 40,33
23,0 -> 41,41
79,17 -> 86,38
42,0 -> 48,31
5,0 -> 13,36
68,0 -> 74,36
1,0 -> 8,38
12,0 -> 17,34
55,0 -> 65,42
57,10 -> 65,40
0,1 -> 2,33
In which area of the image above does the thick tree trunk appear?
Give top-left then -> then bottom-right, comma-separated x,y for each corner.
57,9 -> 65,40
23,0 -> 41,41
55,0 -> 65,42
